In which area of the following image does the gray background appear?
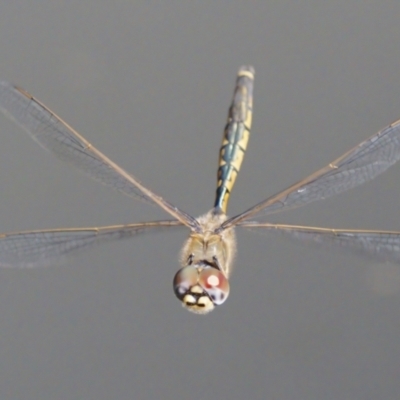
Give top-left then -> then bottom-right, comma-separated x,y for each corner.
0,1 -> 399,399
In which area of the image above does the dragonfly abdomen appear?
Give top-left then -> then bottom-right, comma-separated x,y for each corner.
215,66 -> 254,213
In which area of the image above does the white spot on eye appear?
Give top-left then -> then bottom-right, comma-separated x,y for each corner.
177,286 -> 186,295
207,274 -> 220,287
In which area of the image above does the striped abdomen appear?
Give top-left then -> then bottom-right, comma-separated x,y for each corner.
214,66 -> 254,213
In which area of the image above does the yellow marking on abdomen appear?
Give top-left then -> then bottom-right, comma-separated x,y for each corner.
215,66 -> 254,213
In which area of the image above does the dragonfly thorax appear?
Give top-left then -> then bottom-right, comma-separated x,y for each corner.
180,210 -> 236,277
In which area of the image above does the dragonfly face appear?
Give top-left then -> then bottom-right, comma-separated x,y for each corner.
2,65 -> 400,314
173,264 -> 230,314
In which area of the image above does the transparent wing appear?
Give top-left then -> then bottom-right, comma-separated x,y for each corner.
221,119 -> 400,229
0,221 -> 183,267
240,222 -> 400,263
0,82 -> 199,231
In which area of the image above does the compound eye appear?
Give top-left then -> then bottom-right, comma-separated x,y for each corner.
173,266 -> 199,299
198,268 -> 230,305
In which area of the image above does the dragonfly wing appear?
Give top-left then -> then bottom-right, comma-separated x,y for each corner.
0,82 -> 199,230
241,222 -> 400,264
0,221 -> 183,267
222,119 -> 400,229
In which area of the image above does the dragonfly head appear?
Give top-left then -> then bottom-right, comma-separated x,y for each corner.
173,265 -> 230,314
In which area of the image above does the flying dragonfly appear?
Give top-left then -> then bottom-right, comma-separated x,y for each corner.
1,66 -> 400,314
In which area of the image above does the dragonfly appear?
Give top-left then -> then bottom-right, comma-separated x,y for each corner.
1,66 -> 400,314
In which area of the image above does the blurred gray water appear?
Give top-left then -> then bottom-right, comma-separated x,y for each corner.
0,1 -> 399,399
